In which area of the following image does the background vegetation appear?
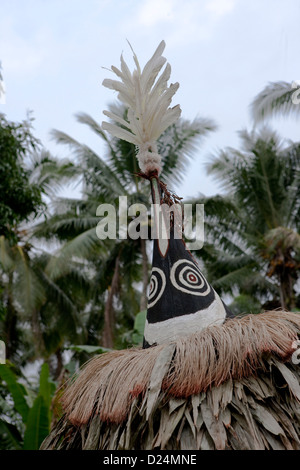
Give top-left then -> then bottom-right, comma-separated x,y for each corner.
0,81 -> 299,449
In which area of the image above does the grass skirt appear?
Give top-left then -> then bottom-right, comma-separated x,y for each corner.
41,311 -> 300,450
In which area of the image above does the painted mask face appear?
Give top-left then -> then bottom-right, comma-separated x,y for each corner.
143,178 -> 233,348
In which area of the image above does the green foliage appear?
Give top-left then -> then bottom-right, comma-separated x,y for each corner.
0,112 -> 82,367
192,127 -> 300,311
0,364 -> 29,422
0,362 -> 55,450
23,395 -> 50,449
251,80 -> 300,122
1,81 -> 299,450
69,344 -> 111,354
132,310 -> 147,346
23,363 -> 55,450
0,235 -> 87,366
0,114 -> 43,243
0,418 -> 22,450
228,294 -> 262,316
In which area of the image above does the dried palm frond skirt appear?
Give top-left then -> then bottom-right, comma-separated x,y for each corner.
41,311 -> 300,450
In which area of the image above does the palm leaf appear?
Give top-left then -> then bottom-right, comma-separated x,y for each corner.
23,395 -> 50,450
23,363 -> 54,450
13,245 -> 46,316
50,129 -> 126,198
45,227 -> 105,279
0,420 -> 22,450
159,117 -> 217,186
69,344 -> 111,354
34,214 -> 100,241
132,310 -> 147,346
28,150 -> 80,197
251,81 -> 300,122
38,269 -> 84,339
75,112 -> 110,141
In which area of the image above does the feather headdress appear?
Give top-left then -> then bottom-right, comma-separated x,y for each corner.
102,40 -> 181,175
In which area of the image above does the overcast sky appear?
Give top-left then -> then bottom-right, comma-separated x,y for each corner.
1,0 -> 299,199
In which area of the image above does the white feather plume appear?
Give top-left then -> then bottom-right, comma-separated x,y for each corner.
102,40 -> 181,175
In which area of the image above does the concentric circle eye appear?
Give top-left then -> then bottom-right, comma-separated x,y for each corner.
147,268 -> 166,308
170,259 -> 211,296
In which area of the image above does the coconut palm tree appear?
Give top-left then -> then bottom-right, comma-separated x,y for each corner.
191,126 -> 300,311
0,237 -> 90,374
0,114 -> 84,372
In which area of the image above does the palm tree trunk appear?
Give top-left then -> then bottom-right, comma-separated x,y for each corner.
279,272 -> 296,311
287,273 -> 296,310
276,246 -> 296,311
140,238 -> 149,311
102,255 -> 120,348
54,348 -> 63,380
278,279 -> 286,310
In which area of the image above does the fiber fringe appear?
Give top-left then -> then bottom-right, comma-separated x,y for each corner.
40,310 -> 300,450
